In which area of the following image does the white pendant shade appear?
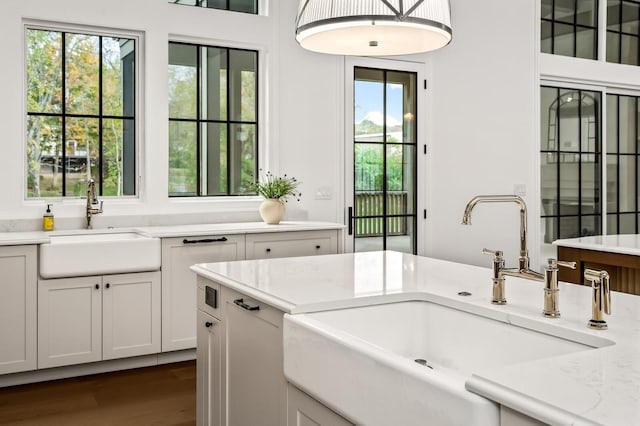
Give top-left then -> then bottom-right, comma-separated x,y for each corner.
295,0 -> 452,56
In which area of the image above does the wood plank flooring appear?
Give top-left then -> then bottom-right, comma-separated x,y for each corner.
0,361 -> 196,426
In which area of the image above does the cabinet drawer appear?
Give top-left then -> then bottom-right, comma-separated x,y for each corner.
161,234 -> 244,352
197,276 -> 222,320
245,230 -> 337,260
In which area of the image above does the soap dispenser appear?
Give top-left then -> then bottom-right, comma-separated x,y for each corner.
43,204 -> 54,231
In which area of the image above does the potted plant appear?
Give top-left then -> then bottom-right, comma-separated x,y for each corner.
251,171 -> 301,224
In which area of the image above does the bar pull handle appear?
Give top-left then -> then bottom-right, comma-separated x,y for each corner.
234,298 -> 260,311
183,237 -> 228,244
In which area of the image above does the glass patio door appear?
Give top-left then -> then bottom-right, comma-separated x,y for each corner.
348,66 -> 418,254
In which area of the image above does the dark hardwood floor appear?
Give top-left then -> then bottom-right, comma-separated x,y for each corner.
0,361 -> 196,426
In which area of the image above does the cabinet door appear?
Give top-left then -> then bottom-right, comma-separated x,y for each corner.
223,288 -> 286,426
196,310 -> 222,426
161,235 -> 244,352
38,276 -> 102,368
287,384 -> 354,426
103,271 -> 161,360
245,230 -> 338,260
0,245 -> 37,375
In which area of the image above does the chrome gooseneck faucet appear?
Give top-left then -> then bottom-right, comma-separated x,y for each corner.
462,195 -> 575,313
86,178 -> 103,229
462,195 -> 532,274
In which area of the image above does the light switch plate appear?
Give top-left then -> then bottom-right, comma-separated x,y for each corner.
315,186 -> 333,200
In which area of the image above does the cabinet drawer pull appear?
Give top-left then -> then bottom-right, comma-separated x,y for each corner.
205,321 -> 213,328
234,298 -> 260,311
95,284 -> 100,290
265,248 -> 271,253
183,237 -> 228,244
315,245 -> 321,249
105,283 -> 111,289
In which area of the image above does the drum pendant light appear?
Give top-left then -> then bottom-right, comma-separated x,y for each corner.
295,0 -> 453,56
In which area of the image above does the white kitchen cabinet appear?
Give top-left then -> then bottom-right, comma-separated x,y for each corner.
161,234 -> 244,352
196,310 -> 222,426
213,285 -> 286,426
223,287 -> 286,426
102,272 -> 161,360
0,245 -> 37,375
38,276 -> 102,369
287,384 -> 354,426
38,271 -> 160,369
245,230 -> 338,260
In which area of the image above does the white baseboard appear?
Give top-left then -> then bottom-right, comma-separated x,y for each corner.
0,349 -> 196,388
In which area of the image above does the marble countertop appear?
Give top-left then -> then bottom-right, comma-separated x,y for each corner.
0,221 -> 344,246
192,251 -> 640,426
553,234 -> 640,256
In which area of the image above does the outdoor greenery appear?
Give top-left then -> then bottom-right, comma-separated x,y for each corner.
26,29 -> 134,198
168,44 -> 257,196
354,119 -> 406,192
250,170 -> 301,202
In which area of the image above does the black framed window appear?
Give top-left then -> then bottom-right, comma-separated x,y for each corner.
169,0 -> 257,14
541,0 -> 599,59
26,28 -> 136,198
607,0 -> 640,64
606,94 -> 640,232
168,42 -> 258,196
540,86 -> 602,242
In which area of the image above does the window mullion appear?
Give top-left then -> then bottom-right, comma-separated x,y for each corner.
196,46 -> 202,196
61,31 -> 67,196
226,48 -> 231,195
98,36 -> 104,196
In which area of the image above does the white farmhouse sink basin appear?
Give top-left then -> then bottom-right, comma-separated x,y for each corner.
284,301 -> 613,426
39,232 -> 161,278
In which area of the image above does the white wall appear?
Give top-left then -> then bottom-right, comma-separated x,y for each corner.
0,0 -> 345,229
0,0 -> 545,268
425,0 -> 539,267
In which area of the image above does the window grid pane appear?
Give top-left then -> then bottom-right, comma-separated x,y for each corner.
606,0 -> 640,65
605,93 -> 640,233
170,0 -> 257,14
26,29 -> 136,198
541,0 -> 599,59
168,42 -> 258,197
540,86 -> 602,244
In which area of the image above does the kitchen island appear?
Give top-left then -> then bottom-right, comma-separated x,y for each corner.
554,234 -> 640,295
192,251 -> 640,426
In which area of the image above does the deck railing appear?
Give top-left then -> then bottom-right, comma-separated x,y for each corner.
355,191 -> 408,236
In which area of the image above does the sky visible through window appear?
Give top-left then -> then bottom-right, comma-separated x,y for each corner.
355,81 -> 403,127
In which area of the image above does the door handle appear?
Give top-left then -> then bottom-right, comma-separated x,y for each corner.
234,298 -> 260,311
183,237 -> 228,244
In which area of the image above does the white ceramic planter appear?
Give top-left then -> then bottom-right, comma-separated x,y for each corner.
259,198 -> 286,224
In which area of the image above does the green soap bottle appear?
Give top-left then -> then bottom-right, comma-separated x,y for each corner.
43,204 -> 54,231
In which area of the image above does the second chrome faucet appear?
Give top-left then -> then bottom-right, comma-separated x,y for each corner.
462,195 -> 575,317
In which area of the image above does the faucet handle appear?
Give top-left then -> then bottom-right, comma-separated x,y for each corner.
557,260 -> 577,269
546,258 -> 577,270
482,248 -> 503,258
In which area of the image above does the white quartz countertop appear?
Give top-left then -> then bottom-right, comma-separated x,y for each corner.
135,221 -> 343,238
0,221 -> 343,246
192,251 -> 640,426
0,232 -> 50,246
553,234 -> 640,256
